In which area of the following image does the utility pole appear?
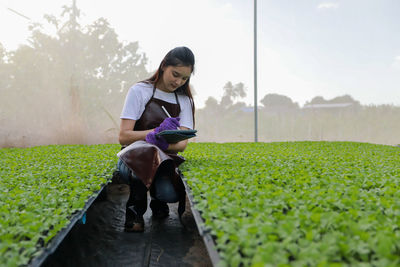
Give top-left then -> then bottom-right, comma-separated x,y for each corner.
67,0 -> 85,142
71,0 -> 78,30
254,0 -> 258,142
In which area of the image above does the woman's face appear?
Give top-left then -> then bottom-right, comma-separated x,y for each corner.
159,65 -> 192,92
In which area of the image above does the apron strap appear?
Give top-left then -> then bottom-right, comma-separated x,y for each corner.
147,85 -> 181,113
173,91 -> 180,107
143,84 -> 157,110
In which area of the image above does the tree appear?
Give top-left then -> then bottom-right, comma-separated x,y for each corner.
204,96 -> 219,110
0,43 -> 11,127
306,95 -> 360,106
220,81 -> 246,108
307,96 -> 326,105
0,43 -> 9,92
260,93 -> 299,109
1,2 -> 149,146
330,95 -> 360,105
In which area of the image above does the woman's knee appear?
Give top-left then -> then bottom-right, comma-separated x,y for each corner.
153,176 -> 179,203
117,159 -> 133,184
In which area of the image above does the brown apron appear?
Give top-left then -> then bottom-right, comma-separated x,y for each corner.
119,85 -> 186,215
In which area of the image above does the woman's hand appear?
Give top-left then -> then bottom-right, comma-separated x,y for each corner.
154,117 -> 180,133
145,132 -> 169,151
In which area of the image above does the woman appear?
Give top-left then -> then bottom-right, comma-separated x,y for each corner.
117,46 -> 195,232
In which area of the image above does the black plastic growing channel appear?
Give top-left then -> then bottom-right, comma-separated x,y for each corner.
181,175 -> 221,266
28,183 -> 108,267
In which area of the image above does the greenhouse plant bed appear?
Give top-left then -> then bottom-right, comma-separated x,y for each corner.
181,142 -> 400,267
181,175 -> 221,266
29,184 -> 107,267
0,144 -> 119,266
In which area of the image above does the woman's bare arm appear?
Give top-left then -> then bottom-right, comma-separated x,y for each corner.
119,119 -> 154,146
120,120 -> 191,152
166,126 -> 191,152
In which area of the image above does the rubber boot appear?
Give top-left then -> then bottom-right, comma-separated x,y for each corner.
150,199 -> 169,219
125,178 -> 147,232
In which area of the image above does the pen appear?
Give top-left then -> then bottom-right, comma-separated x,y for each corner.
161,106 -> 171,118
161,106 -> 180,129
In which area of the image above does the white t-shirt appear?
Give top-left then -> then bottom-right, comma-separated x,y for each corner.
120,82 -> 194,129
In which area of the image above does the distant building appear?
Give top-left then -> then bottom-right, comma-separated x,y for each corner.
303,103 -> 354,109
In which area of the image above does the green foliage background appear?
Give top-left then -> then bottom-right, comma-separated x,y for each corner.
182,142 -> 400,266
1,2 -> 399,267
0,144 -> 119,266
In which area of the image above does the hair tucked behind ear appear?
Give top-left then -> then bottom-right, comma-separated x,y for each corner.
144,46 -> 196,128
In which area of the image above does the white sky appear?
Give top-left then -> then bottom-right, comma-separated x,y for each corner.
0,0 -> 399,108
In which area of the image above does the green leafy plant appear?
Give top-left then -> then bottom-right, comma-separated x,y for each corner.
181,142 -> 400,267
0,144 -> 119,266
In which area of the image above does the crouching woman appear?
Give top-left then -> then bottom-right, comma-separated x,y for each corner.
117,46 -> 195,232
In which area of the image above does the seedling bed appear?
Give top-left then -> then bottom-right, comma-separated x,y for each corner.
181,142 -> 400,267
0,144 -> 119,266
181,175 -> 221,266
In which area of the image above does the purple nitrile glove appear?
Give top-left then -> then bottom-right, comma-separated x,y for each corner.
145,131 -> 169,151
154,117 -> 180,134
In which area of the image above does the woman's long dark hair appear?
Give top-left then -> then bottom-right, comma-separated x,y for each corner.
144,46 -> 196,128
